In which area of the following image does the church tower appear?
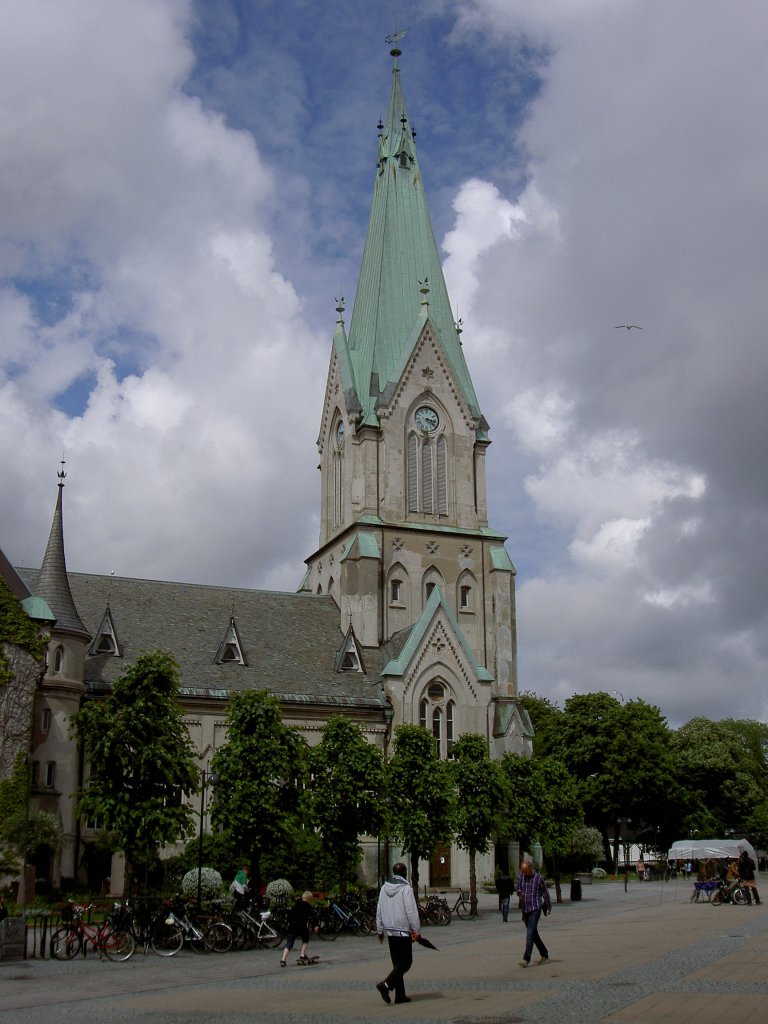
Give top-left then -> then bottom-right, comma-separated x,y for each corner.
304,43 -> 531,759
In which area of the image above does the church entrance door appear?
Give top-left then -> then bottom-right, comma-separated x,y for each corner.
430,843 -> 451,888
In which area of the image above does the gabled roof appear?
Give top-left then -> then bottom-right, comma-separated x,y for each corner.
381,585 -> 493,682
17,569 -> 388,709
343,51 -> 482,428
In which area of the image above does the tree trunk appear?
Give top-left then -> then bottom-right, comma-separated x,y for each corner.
410,851 -> 420,898
469,850 -> 478,916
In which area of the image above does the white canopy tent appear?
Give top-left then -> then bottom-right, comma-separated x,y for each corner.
667,838 -> 757,862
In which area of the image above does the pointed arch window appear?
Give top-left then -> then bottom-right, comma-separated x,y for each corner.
332,414 -> 345,530
419,680 -> 457,760
53,647 -> 64,674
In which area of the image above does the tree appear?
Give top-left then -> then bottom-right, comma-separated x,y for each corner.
550,693 -> 676,867
308,716 -> 384,892
671,716 -> 768,838
386,725 -> 453,896
449,733 -> 507,915
72,651 -> 199,893
520,691 -> 563,758
0,753 -> 63,882
498,753 -> 583,900
210,689 -> 307,888
0,580 -> 49,901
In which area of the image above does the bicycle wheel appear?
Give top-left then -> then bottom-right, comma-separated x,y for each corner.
710,888 -> 724,905
436,903 -> 452,926
187,928 -> 209,953
455,896 -> 472,920
206,922 -> 234,953
258,923 -> 283,949
354,912 -> 374,936
151,921 -> 184,956
103,928 -> 136,962
733,887 -> 749,906
51,927 -> 81,960
317,910 -> 340,941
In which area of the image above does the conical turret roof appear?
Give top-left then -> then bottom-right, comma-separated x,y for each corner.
36,472 -> 90,640
343,49 -> 482,427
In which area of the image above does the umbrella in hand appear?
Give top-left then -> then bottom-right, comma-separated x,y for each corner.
415,935 -> 439,951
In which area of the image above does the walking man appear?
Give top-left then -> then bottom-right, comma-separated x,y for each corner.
375,862 -> 421,1004
515,858 -> 551,967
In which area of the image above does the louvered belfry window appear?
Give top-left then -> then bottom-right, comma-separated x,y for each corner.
407,431 -> 448,515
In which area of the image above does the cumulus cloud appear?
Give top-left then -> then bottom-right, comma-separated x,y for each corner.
441,0 -> 768,724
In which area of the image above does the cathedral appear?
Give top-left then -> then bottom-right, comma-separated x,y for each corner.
1,45 -> 532,894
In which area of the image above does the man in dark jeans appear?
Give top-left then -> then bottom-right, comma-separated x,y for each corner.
496,871 -> 514,922
375,862 -> 421,1004
515,858 -> 552,967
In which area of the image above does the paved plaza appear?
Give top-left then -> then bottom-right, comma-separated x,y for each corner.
1,875 -> 766,1024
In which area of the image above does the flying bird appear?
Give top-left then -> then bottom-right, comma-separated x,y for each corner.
615,324 -> 643,330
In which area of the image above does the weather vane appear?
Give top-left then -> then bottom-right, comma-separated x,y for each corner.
385,28 -> 408,57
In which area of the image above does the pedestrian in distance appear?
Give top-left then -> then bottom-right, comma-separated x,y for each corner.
230,864 -> 251,908
375,861 -> 421,1005
737,850 -> 761,905
280,891 -> 319,965
515,858 -> 551,968
496,870 -> 514,922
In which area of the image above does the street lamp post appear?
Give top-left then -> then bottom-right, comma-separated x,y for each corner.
196,769 -> 217,909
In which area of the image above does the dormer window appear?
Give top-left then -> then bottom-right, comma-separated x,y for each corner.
216,617 -> 247,666
89,606 -> 120,657
335,626 -> 365,674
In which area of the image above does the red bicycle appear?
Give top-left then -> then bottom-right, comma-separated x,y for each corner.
50,901 -> 135,961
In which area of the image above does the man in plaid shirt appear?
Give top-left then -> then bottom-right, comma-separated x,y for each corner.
515,858 -> 551,967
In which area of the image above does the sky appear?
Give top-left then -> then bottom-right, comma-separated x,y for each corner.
1,0 -> 767,729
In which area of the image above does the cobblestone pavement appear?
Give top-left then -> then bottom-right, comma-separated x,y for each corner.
2,875 -> 767,1024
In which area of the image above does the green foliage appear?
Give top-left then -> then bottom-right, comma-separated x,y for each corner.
520,691 -> 563,757
570,825 -> 605,861
210,689 -> 308,886
0,578 -> 49,664
308,716 -> 384,893
450,733 -> 507,914
387,725 -> 453,893
0,754 -> 63,872
542,692 -> 676,864
671,717 -> 768,837
71,651 -> 199,883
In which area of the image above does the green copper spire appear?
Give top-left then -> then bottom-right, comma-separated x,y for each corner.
343,47 -> 482,427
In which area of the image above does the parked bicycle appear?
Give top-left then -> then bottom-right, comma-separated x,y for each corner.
214,898 -> 282,949
445,889 -> 472,919
111,898 -> 184,956
317,894 -> 374,940
166,897 -> 233,953
50,901 -> 135,961
418,894 -> 451,926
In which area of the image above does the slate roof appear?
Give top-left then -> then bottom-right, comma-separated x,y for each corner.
17,569 -> 388,711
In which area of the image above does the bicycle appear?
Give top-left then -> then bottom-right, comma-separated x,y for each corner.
50,901 -> 135,961
216,898 -> 282,949
317,895 -> 374,940
166,897 -> 233,953
112,898 -> 184,956
418,894 -> 451,926
444,889 -> 472,919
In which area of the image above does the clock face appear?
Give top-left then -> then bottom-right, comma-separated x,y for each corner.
336,421 -> 345,446
415,406 -> 439,432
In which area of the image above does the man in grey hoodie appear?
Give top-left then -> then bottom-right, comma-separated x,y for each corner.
375,862 -> 421,1004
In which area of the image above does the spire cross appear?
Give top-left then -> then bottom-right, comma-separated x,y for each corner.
58,455 -> 67,487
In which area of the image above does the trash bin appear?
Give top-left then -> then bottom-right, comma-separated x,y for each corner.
570,877 -> 582,902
